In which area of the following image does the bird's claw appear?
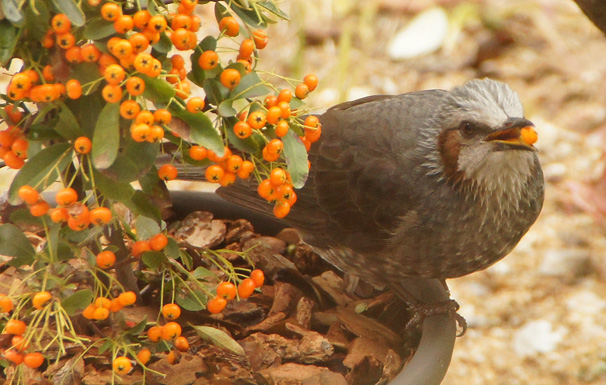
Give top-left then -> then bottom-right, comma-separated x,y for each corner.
405,298 -> 467,336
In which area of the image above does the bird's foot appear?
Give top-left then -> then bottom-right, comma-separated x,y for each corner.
405,298 -> 467,336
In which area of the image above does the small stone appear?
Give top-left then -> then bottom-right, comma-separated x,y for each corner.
538,248 -> 592,278
387,7 -> 449,60
512,320 -> 566,357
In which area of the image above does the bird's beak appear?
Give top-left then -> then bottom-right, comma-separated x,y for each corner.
484,118 -> 538,151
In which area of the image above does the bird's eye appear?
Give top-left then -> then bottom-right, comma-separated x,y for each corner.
459,121 -> 476,138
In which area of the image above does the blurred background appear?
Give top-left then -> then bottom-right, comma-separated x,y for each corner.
2,0 -> 605,383
251,0 -> 606,384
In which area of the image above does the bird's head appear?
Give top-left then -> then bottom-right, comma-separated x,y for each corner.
424,79 -> 540,199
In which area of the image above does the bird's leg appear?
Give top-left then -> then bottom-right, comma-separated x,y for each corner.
393,279 -> 467,336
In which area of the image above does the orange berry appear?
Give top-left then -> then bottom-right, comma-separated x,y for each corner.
29,200 -> 50,217
96,250 -> 116,269
277,89 -> 292,103
250,269 -> 265,288
218,171 -> 236,186
252,29 -> 268,49
521,126 -> 538,145
32,291 -> 52,309
120,100 -> 141,119
220,68 -> 241,89
264,95 -> 278,108
275,120 -> 289,137
266,106 -> 282,125
51,14 -> 71,34
81,43 -> 101,62
198,50 -> 219,70
149,233 -> 168,251
257,179 -> 275,200
247,110 -> 266,129
147,15 -> 167,33
167,349 -> 177,364
66,79 -> 82,99
219,16 -> 239,37
109,298 -> 123,312
205,164 -> 225,183
56,32 -> 76,49
73,136 -> 92,155
158,164 -> 178,181
175,336 -> 189,352
154,109 -> 172,125
206,297 -> 227,314
188,145 -> 207,161
295,83 -> 309,99
3,150 -> 25,169
4,350 -> 24,365
237,160 -> 255,179
129,32 -> 149,52
131,240 -> 151,257
126,76 -> 145,96
67,216 -> 90,231
133,10 -> 151,29
162,303 -> 181,320
102,84 -> 123,103
114,14 -> 134,34
216,281 -> 237,300
137,348 -> 151,365
101,2 -> 121,21
131,123 -> 151,142
5,319 -> 27,335
233,121 -> 252,139
225,155 -> 243,173
303,74 -> 319,92
8,138 -> 26,158
50,207 -> 69,223
161,322 -> 182,340
5,104 -> 24,123
237,278 -> 256,298
18,185 -> 40,204
147,325 -> 162,341
113,356 -> 132,375
23,352 -> 45,369
239,39 -> 255,58
186,97 -> 205,113
273,200 -> 291,218
82,304 -> 97,319
55,187 -> 78,206
97,297 -> 112,309
65,46 -> 82,63
117,291 -> 137,306
269,168 -> 287,186
112,40 -> 134,59
11,335 -> 28,352
0,295 -> 13,313
104,64 -> 125,85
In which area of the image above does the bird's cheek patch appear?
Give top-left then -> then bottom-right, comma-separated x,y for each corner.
438,129 -> 465,182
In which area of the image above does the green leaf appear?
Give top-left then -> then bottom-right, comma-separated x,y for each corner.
165,238 -> 180,259
102,154 -> 141,183
123,141 -> 158,177
125,191 -> 161,220
141,73 -> 176,104
203,78 -> 229,107
98,339 -> 113,355
200,35 -> 217,51
193,266 -> 214,279
8,143 -> 73,204
231,4 -> 267,29
92,102 -> 120,169
142,251 -> 167,269
217,99 -> 237,117
176,290 -> 206,311
51,0 -> 85,26
55,102 -> 81,139
191,325 -> 246,356
282,130 -> 308,189
2,0 -> 24,25
61,289 -> 93,316
24,1 -> 49,40
231,71 -> 270,99
170,108 -> 223,154
152,32 -> 172,54
127,318 -> 148,336
83,17 -> 116,40
92,168 -> 135,201
0,224 -> 36,267
257,1 -> 290,20
0,20 -> 19,66
134,216 -> 160,240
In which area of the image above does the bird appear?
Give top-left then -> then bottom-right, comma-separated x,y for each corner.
218,78 -> 544,293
